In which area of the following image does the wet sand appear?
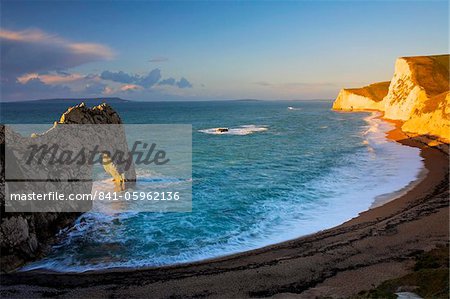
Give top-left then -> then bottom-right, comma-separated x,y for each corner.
1,118 -> 448,298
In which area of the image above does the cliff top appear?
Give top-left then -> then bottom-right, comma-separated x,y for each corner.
400,54 -> 449,69
399,54 -> 449,97
343,81 -> 390,102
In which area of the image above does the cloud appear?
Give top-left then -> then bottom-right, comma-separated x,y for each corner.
83,82 -> 107,95
17,72 -> 85,85
157,77 -> 192,88
148,57 -> 169,63
103,86 -> 115,95
120,84 -> 142,92
100,69 -> 161,88
137,69 -> 161,87
0,28 -> 114,77
3,70 -> 108,100
56,70 -> 71,76
98,69 -> 192,89
176,77 -> 193,88
100,70 -> 136,84
1,78 -> 72,101
158,78 -> 176,86
1,31 -> 192,101
3,67 -> 194,100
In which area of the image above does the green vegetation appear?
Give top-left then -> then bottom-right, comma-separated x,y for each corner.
354,244 -> 449,299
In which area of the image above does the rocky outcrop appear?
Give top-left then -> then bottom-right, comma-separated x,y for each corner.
58,102 -> 122,124
333,55 -> 450,143
0,103 -> 135,272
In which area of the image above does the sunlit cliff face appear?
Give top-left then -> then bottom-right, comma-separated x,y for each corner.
333,55 -> 450,143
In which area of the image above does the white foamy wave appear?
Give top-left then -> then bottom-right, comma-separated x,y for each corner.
362,112 -> 394,148
199,125 -> 268,135
287,106 -> 302,110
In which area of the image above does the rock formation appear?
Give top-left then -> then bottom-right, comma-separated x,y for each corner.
0,103 -> 135,272
333,54 -> 449,143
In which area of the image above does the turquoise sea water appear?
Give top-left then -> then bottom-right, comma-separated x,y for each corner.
1,100 -> 423,272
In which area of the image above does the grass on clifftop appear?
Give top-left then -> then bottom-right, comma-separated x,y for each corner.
354,244 -> 449,299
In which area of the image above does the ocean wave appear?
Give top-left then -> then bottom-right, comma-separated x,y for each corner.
199,125 -> 268,135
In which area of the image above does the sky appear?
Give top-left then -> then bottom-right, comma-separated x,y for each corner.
0,0 -> 448,101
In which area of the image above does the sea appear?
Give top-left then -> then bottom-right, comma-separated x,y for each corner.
0,99 -> 423,272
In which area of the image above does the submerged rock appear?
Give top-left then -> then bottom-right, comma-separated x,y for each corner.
215,128 -> 229,133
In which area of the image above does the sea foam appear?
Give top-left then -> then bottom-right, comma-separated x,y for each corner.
199,125 -> 267,135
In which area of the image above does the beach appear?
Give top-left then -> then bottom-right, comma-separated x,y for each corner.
1,116 -> 448,298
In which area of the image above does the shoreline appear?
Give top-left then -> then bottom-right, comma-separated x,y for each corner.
1,113 -> 449,298
369,113 -> 428,209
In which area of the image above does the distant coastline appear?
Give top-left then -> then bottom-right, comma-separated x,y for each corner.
18,97 -> 131,104
0,98 -> 337,104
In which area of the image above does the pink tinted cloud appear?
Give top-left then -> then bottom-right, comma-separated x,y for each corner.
0,28 -> 51,42
17,72 -> 86,85
120,84 -> 142,91
0,28 -> 115,76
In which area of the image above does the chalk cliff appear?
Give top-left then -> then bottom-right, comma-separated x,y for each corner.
333,55 -> 450,143
332,82 -> 390,111
0,103 -> 135,272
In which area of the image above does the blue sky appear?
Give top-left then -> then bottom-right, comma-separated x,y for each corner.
1,0 -> 448,101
